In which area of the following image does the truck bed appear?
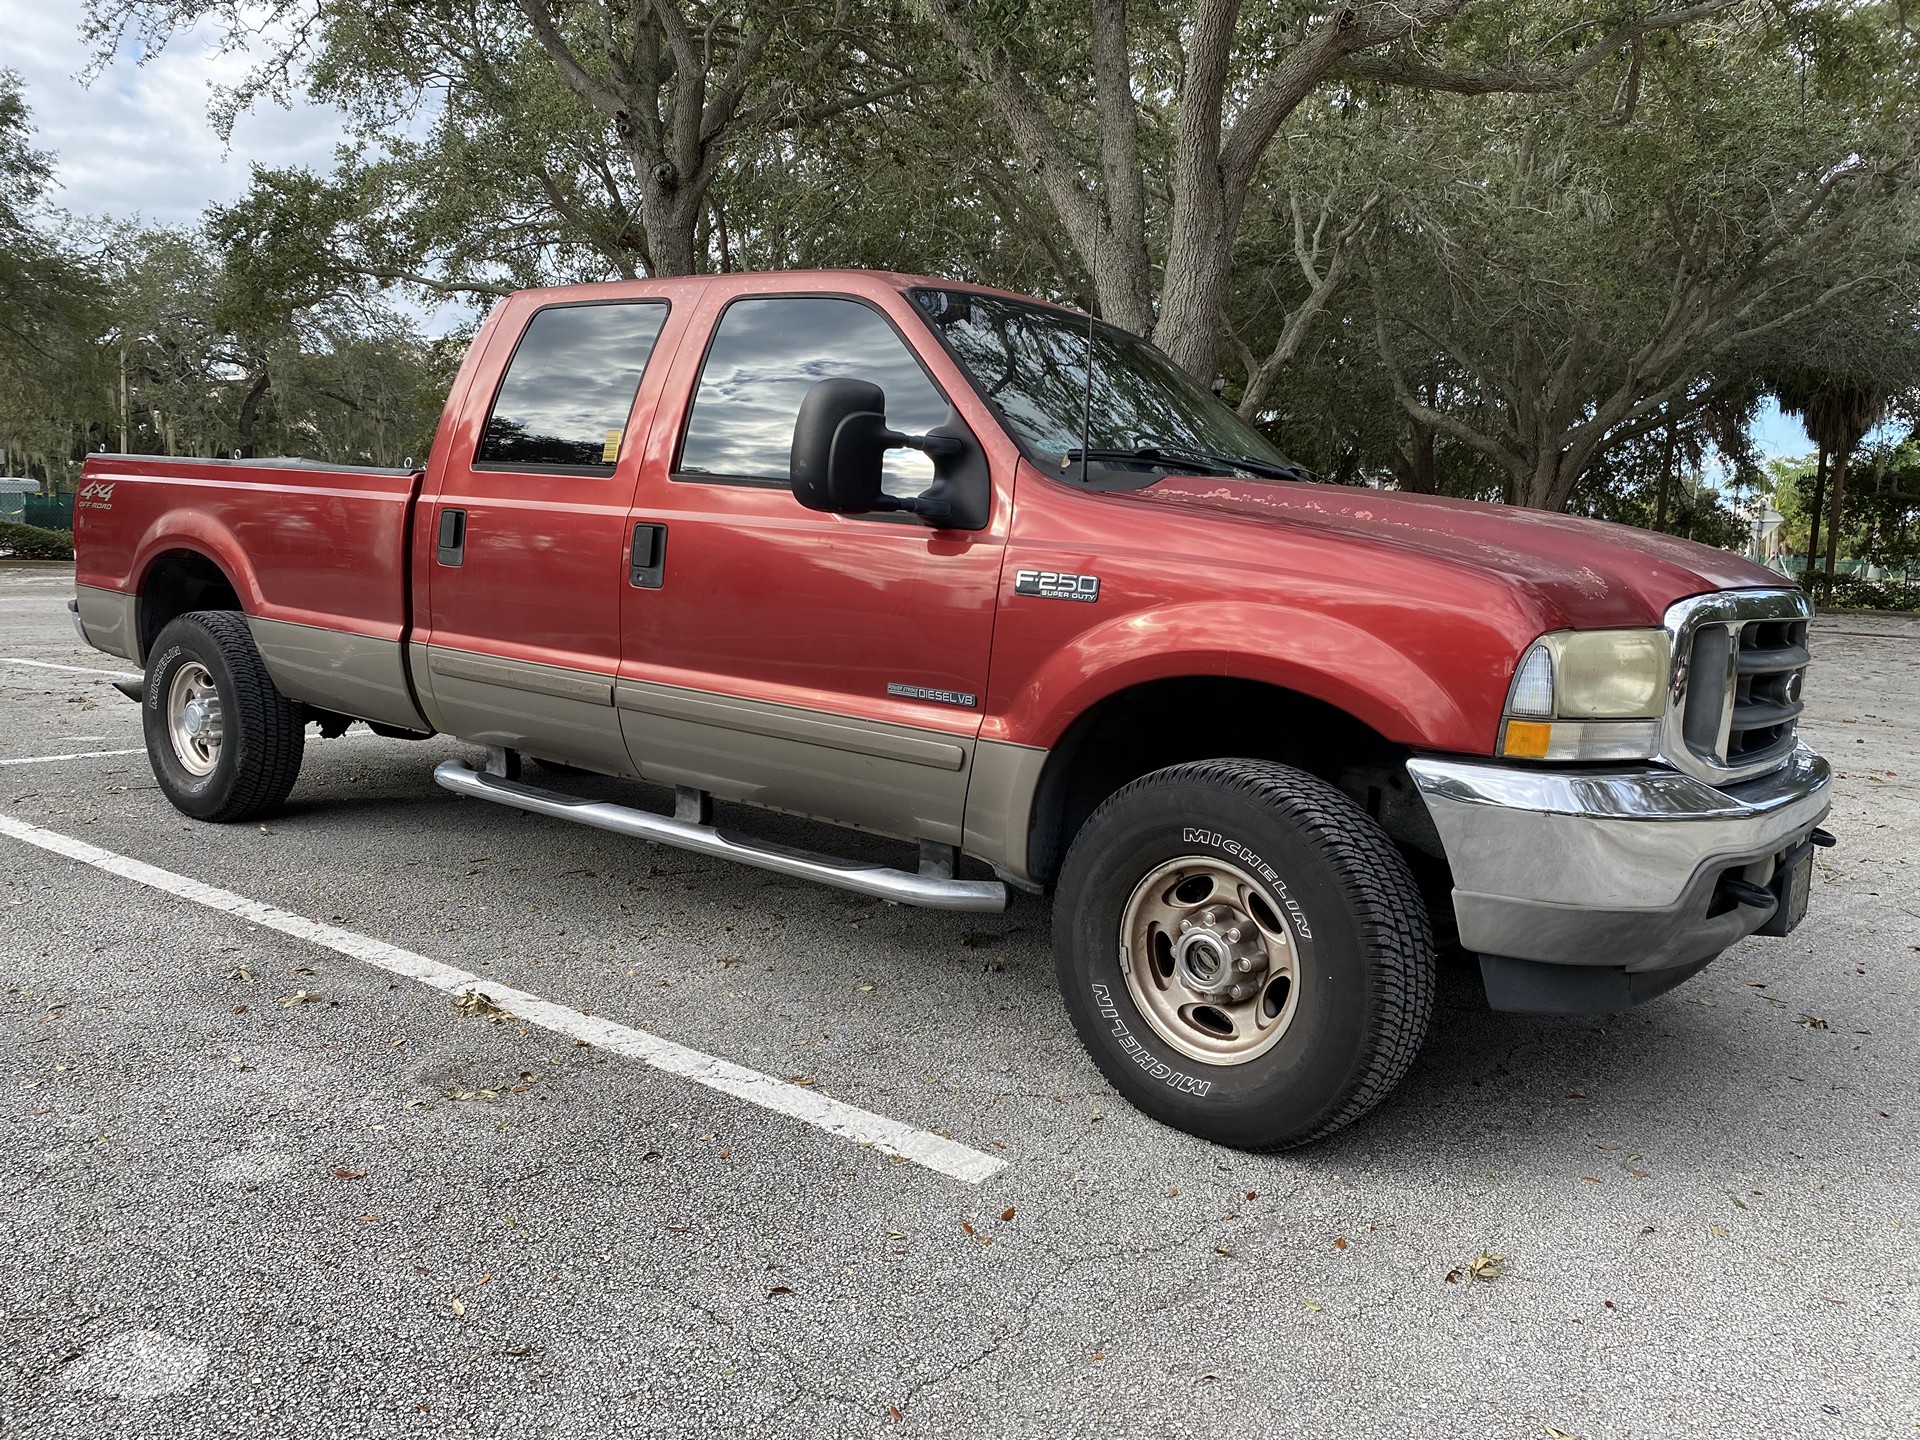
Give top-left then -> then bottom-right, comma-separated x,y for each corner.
73,455 -> 424,643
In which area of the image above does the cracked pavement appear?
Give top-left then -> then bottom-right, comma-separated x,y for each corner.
0,561 -> 1914,1439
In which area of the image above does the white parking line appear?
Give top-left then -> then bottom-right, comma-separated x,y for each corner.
0,749 -> 145,766
3,658 -> 142,680
0,811 -> 1009,1186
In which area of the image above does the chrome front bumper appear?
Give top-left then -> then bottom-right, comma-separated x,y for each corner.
1407,745 -> 1831,1005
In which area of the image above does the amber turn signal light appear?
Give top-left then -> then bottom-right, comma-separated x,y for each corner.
1502,719 -> 1551,759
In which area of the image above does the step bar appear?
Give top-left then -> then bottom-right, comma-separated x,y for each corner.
432,759 -> 1007,913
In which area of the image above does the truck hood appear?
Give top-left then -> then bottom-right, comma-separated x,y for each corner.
1126,477 -> 1784,628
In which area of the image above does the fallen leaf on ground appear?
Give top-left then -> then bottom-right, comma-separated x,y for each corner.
1303,1299 -> 1323,1312
1468,1250 -> 1505,1282
455,990 -> 513,1023
1001,1208 -> 1015,1222
449,1298 -> 465,1317
279,990 -> 321,1007
1543,1427 -> 1583,1440
767,1286 -> 793,1298
1334,1237 -> 1348,1250
788,1076 -> 815,1087
331,1167 -> 366,1180
1799,1015 -> 1830,1030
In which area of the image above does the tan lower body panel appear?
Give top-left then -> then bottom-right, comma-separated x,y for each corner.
616,678 -> 974,847
424,645 -> 634,777
75,585 -> 138,662
964,739 -> 1048,883
248,617 -> 431,732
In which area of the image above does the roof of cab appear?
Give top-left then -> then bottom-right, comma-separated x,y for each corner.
498,268 -> 1086,319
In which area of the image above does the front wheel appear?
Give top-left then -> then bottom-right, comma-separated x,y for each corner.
143,611 -> 306,822
1053,759 -> 1435,1150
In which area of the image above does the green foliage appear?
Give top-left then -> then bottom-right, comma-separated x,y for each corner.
0,0 -> 1908,550
0,521 -> 75,560
1818,574 -> 1920,610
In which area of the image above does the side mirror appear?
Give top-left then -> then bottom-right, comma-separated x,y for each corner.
790,378 -> 895,514
789,378 -> 979,527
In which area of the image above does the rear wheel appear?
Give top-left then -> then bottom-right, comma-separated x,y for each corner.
1053,758 -> 1435,1149
143,611 -> 305,822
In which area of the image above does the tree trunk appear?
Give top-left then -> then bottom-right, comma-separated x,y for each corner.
1389,420 -> 1438,494
1803,446 -> 1830,589
118,346 -> 130,455
640,181 -> 703,276
1821,445 -> 1851,590
237,368 -> 272,458
1654,422 -> 1676,532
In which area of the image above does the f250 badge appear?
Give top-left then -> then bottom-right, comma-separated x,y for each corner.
1014,569 -> 1100,603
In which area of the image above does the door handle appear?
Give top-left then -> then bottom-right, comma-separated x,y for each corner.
436,507 -> 466,567
630,522 -> 667,589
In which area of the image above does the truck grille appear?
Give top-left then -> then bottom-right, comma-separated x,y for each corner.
1666,590 -> 1812,785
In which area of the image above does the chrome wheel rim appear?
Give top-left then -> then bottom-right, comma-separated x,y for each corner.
166,661 -> 223,777
1119,855 -> 1303,1066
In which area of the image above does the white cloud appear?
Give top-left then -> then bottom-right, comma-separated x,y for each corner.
2,3 -> 352,228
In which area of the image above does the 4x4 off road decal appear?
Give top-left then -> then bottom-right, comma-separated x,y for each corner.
1181,828 -> 1313,939
1092,982 -> 1212,1096
1014,569 -> 1100,603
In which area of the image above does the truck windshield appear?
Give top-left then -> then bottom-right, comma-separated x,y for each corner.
911,287 -> 1296,487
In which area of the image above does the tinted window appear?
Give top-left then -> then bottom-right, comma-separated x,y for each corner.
913,288 -> 1289,482
678,297 -> 948,496
477,301 -> 669,470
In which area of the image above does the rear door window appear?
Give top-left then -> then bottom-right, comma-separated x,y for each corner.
476,301 -> 670,472
676,296 -> 949,497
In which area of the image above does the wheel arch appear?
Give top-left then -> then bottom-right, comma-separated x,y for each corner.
134,544 -> 247,664
1017,674 -> 1446,888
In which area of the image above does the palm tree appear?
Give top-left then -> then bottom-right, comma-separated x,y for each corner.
1775,377 -> 1885,594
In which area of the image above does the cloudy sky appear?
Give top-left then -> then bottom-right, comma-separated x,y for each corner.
4,3 -> 352,228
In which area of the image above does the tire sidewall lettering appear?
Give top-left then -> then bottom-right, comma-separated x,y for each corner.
1090,981 -> 1213,1097
1178,827 -> 1313,940
146,645 -> 185,713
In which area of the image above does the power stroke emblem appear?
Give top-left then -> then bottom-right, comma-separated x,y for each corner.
1014,569 -> 1100,603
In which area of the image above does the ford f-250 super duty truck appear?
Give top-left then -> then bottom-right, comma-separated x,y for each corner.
70,269 -> 1834,1149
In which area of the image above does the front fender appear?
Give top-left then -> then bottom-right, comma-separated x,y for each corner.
984,600 -> 1493,754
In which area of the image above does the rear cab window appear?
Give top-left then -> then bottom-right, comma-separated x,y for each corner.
675,296 -> 950,498
477,301 -> 670,473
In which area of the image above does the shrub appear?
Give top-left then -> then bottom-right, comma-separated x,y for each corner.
1813,573 -> 1920,612
0,521 -> 75,561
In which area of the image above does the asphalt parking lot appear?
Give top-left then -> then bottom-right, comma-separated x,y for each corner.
0,560 -> 1914,1440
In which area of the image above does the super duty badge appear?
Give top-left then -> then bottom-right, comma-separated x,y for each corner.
1015,569 -> 1100,603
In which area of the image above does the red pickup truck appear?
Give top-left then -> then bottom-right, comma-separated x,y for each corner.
70,269 -> 1833,1149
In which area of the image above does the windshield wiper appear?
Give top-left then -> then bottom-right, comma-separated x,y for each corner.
1061,445 -> 1308,482
1131,443 -> 1309,482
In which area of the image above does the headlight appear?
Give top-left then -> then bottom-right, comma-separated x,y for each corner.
1499,630 -> 1670,761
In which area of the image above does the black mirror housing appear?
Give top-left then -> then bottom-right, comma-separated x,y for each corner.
790,378 -> 894,514
789,377 -> 990,530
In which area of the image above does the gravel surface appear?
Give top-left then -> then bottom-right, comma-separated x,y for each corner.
0,560 -> 1913,1439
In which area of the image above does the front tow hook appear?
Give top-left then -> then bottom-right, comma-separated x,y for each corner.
1718,876 -> 1777,911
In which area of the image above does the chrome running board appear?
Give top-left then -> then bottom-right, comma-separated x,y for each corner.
432,760 -> 1008,913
